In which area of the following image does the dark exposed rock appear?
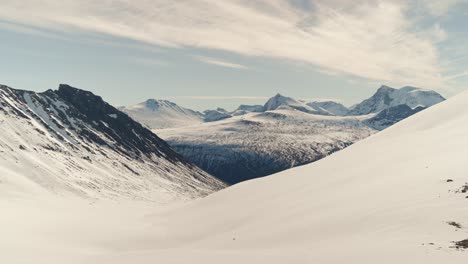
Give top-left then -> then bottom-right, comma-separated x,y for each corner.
455,239 -> 468,249
364,104 -> 426,130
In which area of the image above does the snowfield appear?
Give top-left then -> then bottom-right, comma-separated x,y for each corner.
2,88 -> 468,263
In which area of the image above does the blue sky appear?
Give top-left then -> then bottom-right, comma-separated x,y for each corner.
1,0 -> 468,111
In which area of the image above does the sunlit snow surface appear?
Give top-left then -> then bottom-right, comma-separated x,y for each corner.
1,87 -> 467,263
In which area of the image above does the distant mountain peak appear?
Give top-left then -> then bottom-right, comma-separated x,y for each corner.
121,98 -> 203,129
349,85 -> 445,115
306,101 -> 349,116
263,93 -> 298,111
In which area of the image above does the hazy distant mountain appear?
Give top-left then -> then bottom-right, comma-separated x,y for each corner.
0,84 -> 224,201
306,101 -> 349,116
203,108 -> 232,122
121,99 -> 204,129
231,104 -> 264,116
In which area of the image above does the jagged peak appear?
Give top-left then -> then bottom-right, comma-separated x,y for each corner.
376,85 -> 396,93
143,99 -> 177,109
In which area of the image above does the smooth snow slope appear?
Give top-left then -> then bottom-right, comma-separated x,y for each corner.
3,90 -> 468,263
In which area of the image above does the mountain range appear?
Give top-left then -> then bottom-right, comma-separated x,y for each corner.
0,84 -> 225,202
124,85 -> 445,184
4,84 -> 467,263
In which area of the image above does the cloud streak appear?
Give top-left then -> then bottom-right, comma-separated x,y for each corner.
195,56 -> 248,70
0,0 -> 462,89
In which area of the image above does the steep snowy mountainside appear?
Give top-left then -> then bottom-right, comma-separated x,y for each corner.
349,85 -> 445,115
0,84 -> 224,201
306,100 -> 349,115
157,110 -> 375,184
120,99 -> 203,129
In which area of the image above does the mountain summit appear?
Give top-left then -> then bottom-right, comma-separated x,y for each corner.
121,98 -> 203,129
263,93 -> 322,114
349,85 -> 445,115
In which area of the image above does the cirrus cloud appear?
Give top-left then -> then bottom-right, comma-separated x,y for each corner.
0,0 -> 462,90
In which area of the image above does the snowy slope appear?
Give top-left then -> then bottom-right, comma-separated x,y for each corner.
0,84 -> 224,202
120,99 -> 204,129
349,85 -> 445,115
157,110 -> 375,183
2,87 -> 468,264
307,100 -> 349,115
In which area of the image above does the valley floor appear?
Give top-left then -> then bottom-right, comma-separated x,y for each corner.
2,192 -> 467,264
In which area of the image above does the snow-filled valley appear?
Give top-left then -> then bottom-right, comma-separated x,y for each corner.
157,110 -> 375,183
142,85 -> 445,183
2,85 -> 468,263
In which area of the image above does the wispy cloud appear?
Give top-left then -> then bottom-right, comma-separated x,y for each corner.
194,56 -> 248,70
445,70 -> 468,80
420,0 -> 468,16
0,0 -> 464,90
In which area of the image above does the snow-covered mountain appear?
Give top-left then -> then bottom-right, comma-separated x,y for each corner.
0,84 -> 224,201
157,110 -> 374,184
349,85 -> 445,115
203,108 -> 232,122
306,100 -> 349,115
231,104 -> 264,116
122,86 -> 444,184
364,104 -> 426,130
263,93 -> 323,114
3,86 -> 468,264
120,99 -> 204,129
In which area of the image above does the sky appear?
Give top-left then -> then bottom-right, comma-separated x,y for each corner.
1,0 -> 468,111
